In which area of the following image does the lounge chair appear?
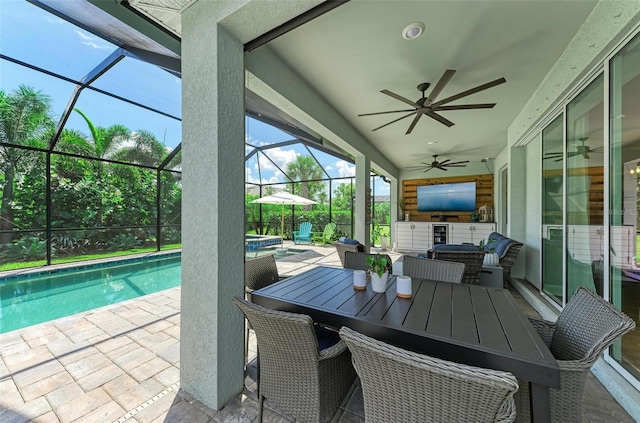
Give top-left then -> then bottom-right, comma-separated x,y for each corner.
312,222 -> 336,245
293,222 -> 313,244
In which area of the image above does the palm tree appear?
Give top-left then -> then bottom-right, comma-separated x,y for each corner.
111,129 -> 167,166
73,108 -> 129,159
0,85 -> 54,244
286,155 -> 324,201
73,108 -> 130,226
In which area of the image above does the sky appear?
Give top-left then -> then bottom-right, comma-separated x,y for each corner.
0,0 -> 389,196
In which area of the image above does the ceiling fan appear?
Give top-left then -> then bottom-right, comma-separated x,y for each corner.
407,155 -> 470,172
543,137 -> 603,162
358,69 -> 506,135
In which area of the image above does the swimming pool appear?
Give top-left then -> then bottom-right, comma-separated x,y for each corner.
0,253 -> 181,334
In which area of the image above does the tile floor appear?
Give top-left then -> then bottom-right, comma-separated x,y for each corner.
0,243 -> 635,422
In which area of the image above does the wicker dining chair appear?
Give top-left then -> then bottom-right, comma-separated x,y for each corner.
245,254 -> 281,299
244,254 -> 283,374
335,242 -> 365,267
513,287 -> 635,423
430,249 -> 485,284
339,326 -> 519,423
233,297 -> 356,423
402,255 -> 465,283
343,251 -> 392,274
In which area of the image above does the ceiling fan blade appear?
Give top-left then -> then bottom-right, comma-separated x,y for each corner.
425,69 -> 456,107
434,103 -> 496,111
443,164 -> 468,168
423,167 -> 435,172
371,112 -> 415,131
358,109 -> 416,117
438,159 -> 451,165
405,113 -> 423,135
590,147 -> 604,153
406,162 -> 433,170
445,160 -> 470,166
380,90 -> 418,107
425,110 -> 455,127
431,77 -> 506,107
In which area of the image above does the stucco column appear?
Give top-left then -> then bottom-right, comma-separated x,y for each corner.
355,155 -> 370,249
181,3 -> 245,409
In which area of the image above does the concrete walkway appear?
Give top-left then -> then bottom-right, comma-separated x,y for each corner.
0,243 -> 634,422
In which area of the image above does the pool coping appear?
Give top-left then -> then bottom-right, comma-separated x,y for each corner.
0,249 -> 181,281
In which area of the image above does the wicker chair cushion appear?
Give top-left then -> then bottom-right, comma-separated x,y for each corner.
314,325 -> 341,350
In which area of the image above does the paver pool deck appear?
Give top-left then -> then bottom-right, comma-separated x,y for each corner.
0,243 -> 634,422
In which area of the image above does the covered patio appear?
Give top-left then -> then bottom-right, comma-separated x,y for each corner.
2,0 -> 640,420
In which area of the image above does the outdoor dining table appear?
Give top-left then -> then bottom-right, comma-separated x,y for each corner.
250,265 -> 560,423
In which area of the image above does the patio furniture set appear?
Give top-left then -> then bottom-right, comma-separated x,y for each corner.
241,233 -> 634,422
293,222 -> 337,245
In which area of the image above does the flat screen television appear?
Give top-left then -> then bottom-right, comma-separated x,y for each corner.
416,182 -> 476,212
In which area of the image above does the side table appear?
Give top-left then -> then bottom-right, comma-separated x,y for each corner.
479,265 -> 503,288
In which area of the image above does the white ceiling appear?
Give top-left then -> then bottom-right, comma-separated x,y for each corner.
129,0 -> 599,171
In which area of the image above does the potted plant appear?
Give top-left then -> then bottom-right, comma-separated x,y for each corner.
366,254 -> 389,293
479,238 -> 499,266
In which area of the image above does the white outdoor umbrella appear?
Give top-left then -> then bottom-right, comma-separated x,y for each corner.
252,192 -> 318,246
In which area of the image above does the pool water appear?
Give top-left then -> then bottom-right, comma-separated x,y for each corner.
0,254 -> 181,334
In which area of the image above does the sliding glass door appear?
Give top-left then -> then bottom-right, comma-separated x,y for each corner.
609,32 -> 640,381
565,74 -> 604,302
541,115 -> 564,304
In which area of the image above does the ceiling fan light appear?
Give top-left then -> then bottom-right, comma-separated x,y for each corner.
402,22 -> 425,40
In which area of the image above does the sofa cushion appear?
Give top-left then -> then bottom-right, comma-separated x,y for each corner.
339,237 -> 361,245
486,232 -> 515,258
432,244 -> 481,252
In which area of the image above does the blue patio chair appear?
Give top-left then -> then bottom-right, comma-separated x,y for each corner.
293,222 -> 313,244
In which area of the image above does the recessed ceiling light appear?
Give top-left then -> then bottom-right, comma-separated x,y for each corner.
402,22 -> 425,40
427,141 -> 437,145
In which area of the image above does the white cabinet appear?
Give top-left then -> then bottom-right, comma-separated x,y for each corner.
395,222 -> 430,252
395,222 -> 496,252
449,223 -> 496,245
